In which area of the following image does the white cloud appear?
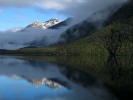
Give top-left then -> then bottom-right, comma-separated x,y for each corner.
39,0 -> 88,10
0,0 -> 87,8
42,2 -> 65,10
34,0 -> 128,23
0,0 -> 128,16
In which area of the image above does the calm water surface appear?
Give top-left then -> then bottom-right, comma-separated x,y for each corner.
0,56 -> 132,100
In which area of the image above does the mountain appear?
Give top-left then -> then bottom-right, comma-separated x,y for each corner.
6,18 -> 63,32
49,18 -> 72,29
27,20 -> 46,29
57,4 -> 124,44
7,28 -> 23,32
109,0 -> 133,23
55,0 -> 133,56
2,18 -> 72,49
27,18 -> 62,29
25,18 -> 72,47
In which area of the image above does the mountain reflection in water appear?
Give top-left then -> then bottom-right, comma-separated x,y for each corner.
0,56 -> 117,100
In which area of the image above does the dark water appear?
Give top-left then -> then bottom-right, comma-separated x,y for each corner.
0,56 -> 133,100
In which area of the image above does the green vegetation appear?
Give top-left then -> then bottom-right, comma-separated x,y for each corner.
58,21 -> 133,56
0,47 -> 57,56
55,2 -> 133,56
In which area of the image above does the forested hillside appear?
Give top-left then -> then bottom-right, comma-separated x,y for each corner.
55,1 -> 133,56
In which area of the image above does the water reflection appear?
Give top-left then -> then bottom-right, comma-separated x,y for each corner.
20,56 -> 133,100
0,56 -> 117,100
0,76 -> 68,100
55,56 -> 133,100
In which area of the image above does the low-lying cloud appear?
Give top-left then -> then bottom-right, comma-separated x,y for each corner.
0,27 -> 68,50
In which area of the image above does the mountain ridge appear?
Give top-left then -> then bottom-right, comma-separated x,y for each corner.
27,18 -> 62,29
57,4 -> 123,44
7,28 -> 23,32
55,0 -> 133,56
6,18 -> 64,32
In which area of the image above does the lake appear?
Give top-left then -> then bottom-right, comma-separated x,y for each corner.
0,56 -> 133,100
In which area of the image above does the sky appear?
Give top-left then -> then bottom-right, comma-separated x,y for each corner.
0,0 -> 71,31
0,0 -> 128,31
0,0 -> 92,31
0,7 -> 67,31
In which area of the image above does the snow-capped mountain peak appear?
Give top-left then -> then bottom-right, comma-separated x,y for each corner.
44,18 -> 62,28
6,18 -> 64,32
7,28 -> 23,32
27,18 -> 62,29
27,20 -> 46,29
